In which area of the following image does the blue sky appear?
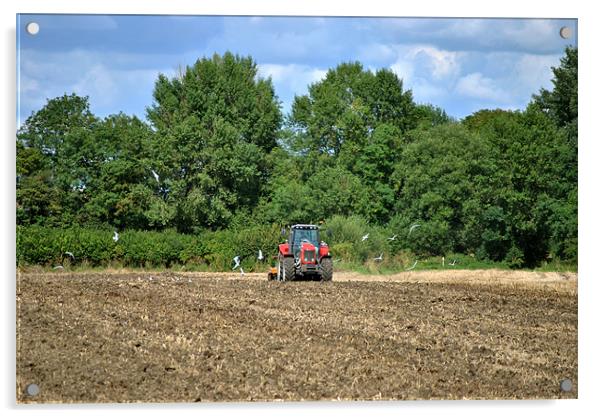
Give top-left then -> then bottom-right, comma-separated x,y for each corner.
17,14 -> 577,126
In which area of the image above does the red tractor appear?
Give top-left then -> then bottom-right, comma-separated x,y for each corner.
270,224 -> 333,281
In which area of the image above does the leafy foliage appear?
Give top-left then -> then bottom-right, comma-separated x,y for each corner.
15,49 -> 577,269
145,52 -> 282,232
289,62 -> 417,156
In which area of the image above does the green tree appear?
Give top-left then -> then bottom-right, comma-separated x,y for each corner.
17,94 -> 98,170
391,123 -> 501,257
529,47 -> 577,263
462,105 -> 576,266
337,123 -> 402,223
415,103 -> 455,129
290,62 -> 417,156
17,94 -> 99,225
79,113 -> 156,229
146,52 -> 282,232
16,142 -> 60,225
531,47 -> 577,131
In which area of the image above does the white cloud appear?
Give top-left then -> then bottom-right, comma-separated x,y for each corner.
17,48 -> 174,125
258,63 -> 327,93
390,59 -> 415,84
455,72 -> 511,102
387,44 -> 462,104
407,45 -> 461,80
388,44 -> 462,85
256,63 -> 328,113
515,53 -> 559,93
411,78 -> 448,102
71,65 -> 118,106
358,43 -> 396,63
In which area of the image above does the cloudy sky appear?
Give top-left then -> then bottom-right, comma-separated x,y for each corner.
17,14 -> 577,126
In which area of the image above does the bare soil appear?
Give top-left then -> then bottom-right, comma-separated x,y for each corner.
16,269 -> 577,403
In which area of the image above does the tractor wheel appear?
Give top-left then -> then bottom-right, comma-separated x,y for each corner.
278,256 -> 295,281
320,257 -> 333,282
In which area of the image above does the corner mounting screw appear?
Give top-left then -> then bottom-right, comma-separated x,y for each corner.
560,378 -> 573,392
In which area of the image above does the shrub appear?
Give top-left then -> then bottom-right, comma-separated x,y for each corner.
16,226 -> 206,268
322,215 -> 388,262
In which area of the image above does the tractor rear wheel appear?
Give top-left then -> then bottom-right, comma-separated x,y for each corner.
320,257 -> 333,282
278,256 -> 295,281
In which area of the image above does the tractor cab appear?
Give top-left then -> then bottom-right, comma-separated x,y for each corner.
289,224 -> 319,259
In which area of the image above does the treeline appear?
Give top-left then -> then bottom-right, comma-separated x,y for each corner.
16,49 -> 577,268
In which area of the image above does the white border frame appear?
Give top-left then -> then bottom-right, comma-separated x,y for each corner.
3,1 -> 599,417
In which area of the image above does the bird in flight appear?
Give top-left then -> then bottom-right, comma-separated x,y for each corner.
374,253 -> 383,262
257,249 -> 264,261
361,233 -> 369,242
113,231 -> 119,242
387,234 -> 397,241
64,251 -> 75,260
405,260 -> 418,271
151,169 -> 160,183
232,255 -> 241,270
408,224 -> 421,237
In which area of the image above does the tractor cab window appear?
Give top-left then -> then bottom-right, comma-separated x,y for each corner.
291,229 -> 319,256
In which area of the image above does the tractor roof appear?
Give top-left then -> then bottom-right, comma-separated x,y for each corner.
291,224 -> 318,230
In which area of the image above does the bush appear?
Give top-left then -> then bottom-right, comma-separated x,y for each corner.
204,224 -> 282,271
116,230 -> 196,267
16,226 -> 206,268
322,215 -> 389,262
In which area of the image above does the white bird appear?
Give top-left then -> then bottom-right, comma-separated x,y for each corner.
387,234 -> 397,241
151,169 -> 160,183
361,233 -> 369,242
408,224 -> 421,236
113,231 -> 119,242
240,267 -> 245,277
53,265 -> 64,270
64,251 -> 75,260
257,249 -> 264,261
442,256 -> 445,266
449,259 -> 457,266
374,253 -> 383,262
232,255 -> 241,270
405,260 -> 418,271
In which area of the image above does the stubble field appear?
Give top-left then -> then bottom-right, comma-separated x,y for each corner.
16,269 -> 577,403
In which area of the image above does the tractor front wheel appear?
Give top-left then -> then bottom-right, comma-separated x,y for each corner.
278,256 -> 295,281
320,257 -> 333,282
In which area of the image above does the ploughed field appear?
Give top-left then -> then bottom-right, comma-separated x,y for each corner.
16,269 -> 577,402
